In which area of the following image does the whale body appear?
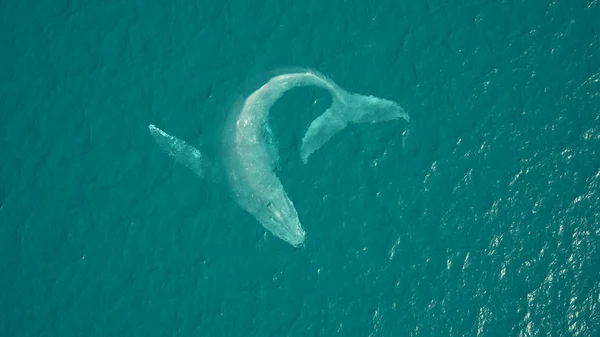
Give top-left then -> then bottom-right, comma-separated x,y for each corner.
148,68 -> 409,247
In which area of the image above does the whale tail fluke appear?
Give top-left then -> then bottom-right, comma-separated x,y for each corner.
300,101 -> 348,164
148,124 -> 220,183
300,92 -> 409,163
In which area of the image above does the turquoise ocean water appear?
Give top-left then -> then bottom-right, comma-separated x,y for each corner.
1,0 -> 599,336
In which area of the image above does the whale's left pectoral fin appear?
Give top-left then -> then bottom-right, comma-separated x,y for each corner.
148,124 -> 218,182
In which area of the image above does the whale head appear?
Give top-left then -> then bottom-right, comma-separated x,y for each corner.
257,193 -> 306,247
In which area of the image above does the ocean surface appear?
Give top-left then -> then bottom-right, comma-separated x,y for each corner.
1,0 -> 599,336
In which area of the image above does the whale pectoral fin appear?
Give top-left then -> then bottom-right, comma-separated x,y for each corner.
148,124 -> 218,182
300,93 -> 409,163
300,103 -> 347,164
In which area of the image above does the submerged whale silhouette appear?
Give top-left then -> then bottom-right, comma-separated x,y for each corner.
148,69 -> 409,247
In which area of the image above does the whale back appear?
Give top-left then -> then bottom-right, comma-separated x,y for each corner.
261,122 -> 280,169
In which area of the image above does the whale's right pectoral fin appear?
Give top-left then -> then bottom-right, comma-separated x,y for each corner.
148,124 -> 219,183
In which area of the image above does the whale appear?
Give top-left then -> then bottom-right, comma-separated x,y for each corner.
148,68 -> 409,247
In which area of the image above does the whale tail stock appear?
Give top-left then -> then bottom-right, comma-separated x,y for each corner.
148,124 -> 220,183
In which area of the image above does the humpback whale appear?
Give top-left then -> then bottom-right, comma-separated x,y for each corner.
148,68 -> 409,247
